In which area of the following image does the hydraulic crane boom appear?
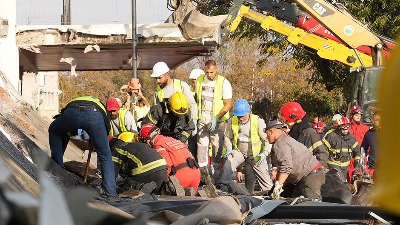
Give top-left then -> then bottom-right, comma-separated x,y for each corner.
191,4 -> 373,67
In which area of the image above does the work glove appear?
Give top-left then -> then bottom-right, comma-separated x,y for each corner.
272,181 -> 283,199
254,153 -> 267,167
224,146 -> 233,158
192,119 -> 198,136
209,117 -> 219,132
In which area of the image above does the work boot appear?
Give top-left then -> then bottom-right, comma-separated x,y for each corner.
139,182 -> 157,194
170,175 -> 185,196
200,167 -> 218,198
184,187 -> 195,196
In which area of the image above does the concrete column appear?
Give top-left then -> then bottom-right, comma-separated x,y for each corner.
0,1 -> 19,92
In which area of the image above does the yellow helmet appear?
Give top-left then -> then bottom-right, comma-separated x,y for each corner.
374,39 -> 400,216
168,92 -> 189,115
117,132 -> 139,142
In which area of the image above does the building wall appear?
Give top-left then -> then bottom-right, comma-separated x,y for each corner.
22,72 -> 59,121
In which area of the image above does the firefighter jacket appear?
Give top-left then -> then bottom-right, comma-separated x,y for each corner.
288,117 -> 329,167
196,74 -> 229,122
152,135 -> 199,176
349,120 -> 370,145
271,134 -> 320,184
323,129 -> 361,167
62,96 -> 110,134
109,139 -> 167,178
142,104 -> 194,144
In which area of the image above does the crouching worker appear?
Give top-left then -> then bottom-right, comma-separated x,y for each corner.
140,123 -> 201,196
266,120 -> 325,200
109,132 -> 168,194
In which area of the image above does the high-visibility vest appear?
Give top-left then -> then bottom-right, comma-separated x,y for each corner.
232,114 -> 262,156
65,96 -> 107,113
196,75 -> 229,122
109,108 -> 128,136
156,79 -> 182,103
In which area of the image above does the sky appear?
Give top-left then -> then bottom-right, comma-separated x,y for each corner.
16,0 -> 172,25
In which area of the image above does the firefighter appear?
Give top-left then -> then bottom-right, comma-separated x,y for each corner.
109,133 -> 168,194
265,120 -> 325,200
278,102 -> 329,168
361,110 -> 380,176
150,61 -> 198,135
106,98 -> 137,137
322,117 -> 361,182
140,123 -> 201,196
217,99 -> 273,194
347,105 -> 370,182
141,92 -> 195,145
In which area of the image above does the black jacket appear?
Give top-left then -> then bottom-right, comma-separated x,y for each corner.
142,104 -> 194,144
109,139 -> 167,177
288,116 -> 329,167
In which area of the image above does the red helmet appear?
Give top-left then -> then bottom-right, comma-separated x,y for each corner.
350,105 -> 363,115
140,123 -> 160,140
339,117 -> 351,129
279,102 -> 306,123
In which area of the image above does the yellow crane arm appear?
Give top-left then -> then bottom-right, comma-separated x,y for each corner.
227,5 -> 372,67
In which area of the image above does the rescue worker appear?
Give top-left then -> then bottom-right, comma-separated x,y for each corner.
106,98 -> 137,137
142,92 -> 195,144
196,60 -> 232,181
347,105 -> 370,182
361,110 -> 380,176
188,68 -> 205,157
322,117 -> 361,182
217,99 -> 273,194
150,61 -> 198,136
48,96 -> 116,196
279,102 -> 329,168
189,68 -> 204,96
322,114 -> 343,138
140,123 -> 201,196
266,120 -> 325,200
109,133 -> 168,194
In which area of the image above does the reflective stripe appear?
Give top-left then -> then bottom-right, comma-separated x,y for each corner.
157,79 -> 182,103
232,114 -> 262,156
308,140 -> 323,152
352,142 -> 359,149
202,96 -> 214,101
328,148 -> 353,154
114,147 -> 167,175
328,160 -> 351,167
131,159 -> 167,175
196,75 -> 229,122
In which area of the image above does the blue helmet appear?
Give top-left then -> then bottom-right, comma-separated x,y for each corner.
233,99 -> 250,116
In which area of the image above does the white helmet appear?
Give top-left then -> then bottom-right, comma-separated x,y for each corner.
150,62 -> 170,78
189,68 -> 205,80
332,114 -> 342,123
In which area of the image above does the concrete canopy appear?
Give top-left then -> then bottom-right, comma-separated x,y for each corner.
16,23 -> 220,72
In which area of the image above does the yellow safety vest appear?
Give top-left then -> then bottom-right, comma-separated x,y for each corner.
112,147 -> 167,176
156,79 -> 182,103
65,96 -> 107,114
109,108 -> 128,136
196,75 -> 229,122
232,114 -> 262,156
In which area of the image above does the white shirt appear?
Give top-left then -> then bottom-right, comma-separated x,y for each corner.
200,75 -> 232,124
